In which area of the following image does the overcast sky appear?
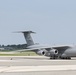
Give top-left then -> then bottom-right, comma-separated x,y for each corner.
0,0 -> 76,45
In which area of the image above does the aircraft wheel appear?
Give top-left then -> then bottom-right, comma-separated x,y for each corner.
50,56 -> 58,59
67,57 -> 71,59
60,57 -> 71,60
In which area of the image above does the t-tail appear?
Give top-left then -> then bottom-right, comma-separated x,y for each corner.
16,31 -> 35,46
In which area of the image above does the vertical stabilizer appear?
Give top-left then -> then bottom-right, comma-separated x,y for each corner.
21,31 -> 35,46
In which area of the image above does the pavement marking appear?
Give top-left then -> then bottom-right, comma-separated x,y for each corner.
0,65 -> 76,72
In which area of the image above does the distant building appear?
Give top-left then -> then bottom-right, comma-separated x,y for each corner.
0,48 -> 5,50
4,47 -> 13,50
0,47 -> 13,50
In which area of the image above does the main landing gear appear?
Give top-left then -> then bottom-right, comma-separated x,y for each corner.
59,57 -> 71,59
50,56 -> 71,59
50,56 -> 58,59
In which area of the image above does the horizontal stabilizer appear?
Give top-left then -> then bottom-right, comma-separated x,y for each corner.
14,31 -> 36,34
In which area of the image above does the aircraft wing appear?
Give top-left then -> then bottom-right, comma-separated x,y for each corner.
52,45 -> 71,50
15,48 -> 42,52
16,45 -> 72,52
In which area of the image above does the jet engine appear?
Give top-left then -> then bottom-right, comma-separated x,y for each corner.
50,49 -> 58,56
36,49 -> 47,55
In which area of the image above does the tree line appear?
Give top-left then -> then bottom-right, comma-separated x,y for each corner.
0,44 -> 27,50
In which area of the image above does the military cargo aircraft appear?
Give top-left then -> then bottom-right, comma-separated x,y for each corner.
17,31 -> 76,59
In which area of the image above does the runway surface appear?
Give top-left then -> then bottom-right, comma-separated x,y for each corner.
0,56 -> 76,75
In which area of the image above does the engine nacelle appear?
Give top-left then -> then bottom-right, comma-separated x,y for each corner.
36,49 -> 47,55
50,49 -> 58,56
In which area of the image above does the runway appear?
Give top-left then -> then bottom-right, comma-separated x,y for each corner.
0,56 -> 76,75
